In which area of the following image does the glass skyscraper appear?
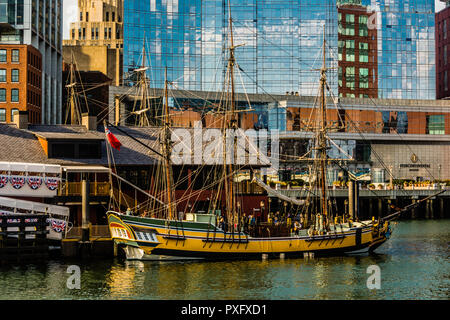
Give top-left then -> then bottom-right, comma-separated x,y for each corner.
123,0 -> 338,96
123,0 -> 435,100
366,0 -> 436,100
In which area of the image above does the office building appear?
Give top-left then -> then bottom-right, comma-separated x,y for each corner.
63,0 -> 123,85
122,0 -> 338,96
0,0 -> 63,124
121,0 -> 436,100
337,1 -> 378,98
436,0 -> 450,99
0,44 -> 42,124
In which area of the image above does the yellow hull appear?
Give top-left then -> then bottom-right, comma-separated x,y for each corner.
107,212 -> 390,259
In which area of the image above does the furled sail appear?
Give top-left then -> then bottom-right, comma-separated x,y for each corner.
252,177 -> 306,206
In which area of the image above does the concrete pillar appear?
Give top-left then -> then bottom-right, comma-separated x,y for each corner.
440,198 -> 444,219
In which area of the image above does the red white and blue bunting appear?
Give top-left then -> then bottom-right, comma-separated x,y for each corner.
10,176 -> 26,189
0,174 -> 60,191
48,218 -> 66,233
0,175 -> 8,188
44,178 -> 60,191
27,176 -> 43,190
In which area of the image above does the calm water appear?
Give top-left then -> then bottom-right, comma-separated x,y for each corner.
0,220 -> 448,300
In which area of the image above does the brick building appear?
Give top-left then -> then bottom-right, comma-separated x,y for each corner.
436,1 -> 450,99
0,44 -> 42,124
337,1 -> 378,99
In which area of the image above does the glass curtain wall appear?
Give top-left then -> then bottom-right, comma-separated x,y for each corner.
123,0 -> 338,96
367,0 -> 435,99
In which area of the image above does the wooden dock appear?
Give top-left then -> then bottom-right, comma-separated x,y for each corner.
0,215 -> 49,263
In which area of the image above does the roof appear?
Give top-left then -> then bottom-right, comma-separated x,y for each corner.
0,124 -> 160,166
0,124 -> 269,168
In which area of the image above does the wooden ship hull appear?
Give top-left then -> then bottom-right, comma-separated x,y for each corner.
107,211 -> 390,260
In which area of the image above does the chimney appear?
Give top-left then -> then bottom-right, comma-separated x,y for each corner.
13,111 -> 28,130
82,113 -> 97,131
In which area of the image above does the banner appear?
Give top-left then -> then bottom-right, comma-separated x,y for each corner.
44,178 -> 60,191
27,176 -> 43,190
10,176 -> 26,189
0,175 -> 8,188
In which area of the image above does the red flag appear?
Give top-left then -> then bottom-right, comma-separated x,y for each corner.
105,125 -> 122,150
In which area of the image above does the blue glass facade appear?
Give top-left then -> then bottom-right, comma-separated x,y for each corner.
123,0 -> 435,100
123,0 -> 338,96
366,0 -> 436,99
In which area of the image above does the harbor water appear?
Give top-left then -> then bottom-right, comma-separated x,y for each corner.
0,220 -> 448,300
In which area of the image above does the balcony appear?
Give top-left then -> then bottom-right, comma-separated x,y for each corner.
58,182 -> 111,197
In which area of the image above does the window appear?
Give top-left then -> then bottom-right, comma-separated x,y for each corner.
0,88 -> 5,102
346,40 -> 355,62
338,40 -> 344,61
80,11 -> 83,22
112,12 -> 115,22
11,108 -> 19,120
359,42 -> 369,63
346,14 -> 355,36
445,46 -> 448,66
359,15 -> 368,37
0,49 -> 6,62
71,29 -> 75,39
11,69 -> 19,82
444,20 -> 447,40
0,69 -> 6,82
0,109 -> 5,122
106,12 -> 109,22
359,68 -> 369,88
12,49 -> 19,62
11,89 -> 18,102
445,70 -> 448,92
338,67 -> 343,88
426,115 -> 445,135
86,12 -> 89,22
345,67 -> 355,89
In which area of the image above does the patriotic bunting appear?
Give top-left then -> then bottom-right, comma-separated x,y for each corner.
27,176 -> 43,190
10,176 -> 26,189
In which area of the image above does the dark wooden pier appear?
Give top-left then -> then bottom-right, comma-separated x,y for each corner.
0,215 -> 49,263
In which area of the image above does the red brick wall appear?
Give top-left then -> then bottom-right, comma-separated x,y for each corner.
436,7 -> 450,99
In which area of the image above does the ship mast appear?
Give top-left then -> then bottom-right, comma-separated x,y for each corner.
318,26 -> 329,227
163,67 -> 175,220
222,0 -> 243,229
66,51 -> 82,125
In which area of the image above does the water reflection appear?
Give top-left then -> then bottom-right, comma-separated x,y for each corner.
0,220 -> 448,300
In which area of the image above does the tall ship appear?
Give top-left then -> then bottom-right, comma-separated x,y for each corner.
105,2 -> 439,261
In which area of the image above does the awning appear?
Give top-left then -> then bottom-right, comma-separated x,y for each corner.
0,196 -> 69,216
0,162 -> 61,174
62,166 -> 111,173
